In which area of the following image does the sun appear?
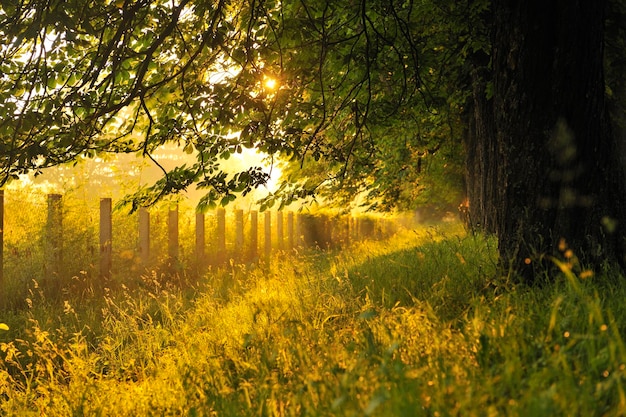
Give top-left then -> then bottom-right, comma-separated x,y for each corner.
263,76 -> 278,91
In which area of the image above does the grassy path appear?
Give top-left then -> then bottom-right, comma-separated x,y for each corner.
1,223 -> 625,416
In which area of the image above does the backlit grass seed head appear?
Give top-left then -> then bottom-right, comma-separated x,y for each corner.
63,300 -> 75,315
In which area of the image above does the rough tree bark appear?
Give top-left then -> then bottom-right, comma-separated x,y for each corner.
478,0 -> 626,281
464,50 -> 499,234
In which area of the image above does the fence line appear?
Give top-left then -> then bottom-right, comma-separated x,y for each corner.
0,192 -> 394,282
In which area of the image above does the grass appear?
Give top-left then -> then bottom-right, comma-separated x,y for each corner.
0,219 -> 625,416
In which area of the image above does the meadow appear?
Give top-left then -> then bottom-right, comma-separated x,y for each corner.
0,197 -> 625,416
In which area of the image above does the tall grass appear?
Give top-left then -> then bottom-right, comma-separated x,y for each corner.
0,216 -> 625,416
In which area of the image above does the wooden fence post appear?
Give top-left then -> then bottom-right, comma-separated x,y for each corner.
100,198 -> 112,279
264,211 -> 271,262
287,211 -> 294,251
277,211 -> 284,251
346,216 -> 352,246
216,208 -> 226,265
235,209 -> 244,261
195,212 -> 205,268
168,206 -> 179,262
348,216 -> 354,242
348,216 -> 353,243
327,216 -> 335,248
295,213 -> 303,248
249,210 -> 258,261
138,207 -> 150,265
46,194 -> 63,277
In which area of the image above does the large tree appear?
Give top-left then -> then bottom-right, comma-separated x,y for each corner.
1,0 -> 625,278
474,0 -> 626,279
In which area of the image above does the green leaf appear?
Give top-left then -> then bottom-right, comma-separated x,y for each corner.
183,143 -> 194,154
47,77 -> 57,89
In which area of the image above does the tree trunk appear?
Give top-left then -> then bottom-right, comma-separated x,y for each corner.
465,50 -> 499,234
488,0 -> 626,281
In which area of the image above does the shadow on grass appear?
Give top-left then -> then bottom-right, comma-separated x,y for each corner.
343,229 -> 499,322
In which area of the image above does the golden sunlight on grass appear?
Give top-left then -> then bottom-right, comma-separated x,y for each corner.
1,219 -> 626,416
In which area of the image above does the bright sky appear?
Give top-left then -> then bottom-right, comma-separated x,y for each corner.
13,144 -> 281,208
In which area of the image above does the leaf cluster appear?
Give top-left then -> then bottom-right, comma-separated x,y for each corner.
0,0 -> 489,210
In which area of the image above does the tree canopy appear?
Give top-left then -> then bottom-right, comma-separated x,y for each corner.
0,0 -> 479,212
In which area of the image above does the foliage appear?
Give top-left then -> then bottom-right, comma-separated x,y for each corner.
254,0 -> 473,211
1,0 -> 271,210
0,223 -> 625,415
0,0 -> 487,212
